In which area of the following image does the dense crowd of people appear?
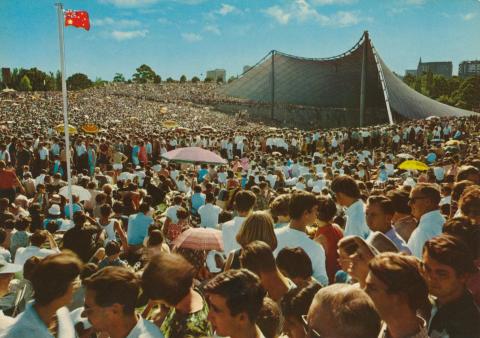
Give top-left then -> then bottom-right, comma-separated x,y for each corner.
0,83 -> 479,338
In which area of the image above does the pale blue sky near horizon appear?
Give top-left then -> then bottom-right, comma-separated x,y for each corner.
1,0 -> 479,81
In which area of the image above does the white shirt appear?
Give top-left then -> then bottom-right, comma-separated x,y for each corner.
407,210 -> 445,258
165,205 -> 182,224
274,227 -> 329,286
221,216 -> 247,254
126,316 -> 164,338
344,200 -> 370,239
198,203 -> 222,228
14,246 -> 59,266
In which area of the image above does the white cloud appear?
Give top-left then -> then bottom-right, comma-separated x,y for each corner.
405,0 -> 426,4
181,32 -> 203,42
462,12 -> 477,21
264,0 -> 366,27
312,0 -> 356,5
99,0 -> 159,8
157,18 -> 171,24
204,24 -> 221,35
264,5 -> 291,24
111,29 -> 148,40
93,17 -> 141,28
218,4 -> 236,15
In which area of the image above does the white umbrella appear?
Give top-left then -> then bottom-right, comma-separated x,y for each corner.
59,185 -> 91,201
396,153 -> 414,159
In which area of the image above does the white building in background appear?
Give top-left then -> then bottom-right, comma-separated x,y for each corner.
459,60 -> 480,78
206,69 -> 226,82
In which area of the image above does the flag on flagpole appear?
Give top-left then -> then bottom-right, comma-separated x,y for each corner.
65,10 -> 90,31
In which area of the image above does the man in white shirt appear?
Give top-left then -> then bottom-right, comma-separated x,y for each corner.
222,190 -> 256,254
407,183 -> 445,258
198,192 -> 222,228
83,266 -> 164,338
331,175 -> 370,239
274,192 -> 328,286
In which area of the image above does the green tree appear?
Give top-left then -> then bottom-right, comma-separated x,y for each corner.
191,76 -> 200,83
179,75 -> 187,83
204,77 -> 213,83
403,74 -> 416,88
450,76 -> 480,110
425,70 -> 433,96
67,73 -> 92,90
55,70 -> 62,91
94,77 -> 107,86
166,77 -> 174,83
227,76 -> 236,83
19,75 -> 32,91
132,64 -> 157,83
153,75 -> 162,84
113,73 -> 125,82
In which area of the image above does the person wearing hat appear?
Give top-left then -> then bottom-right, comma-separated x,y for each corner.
14,230 -> 60,266
0,258 -> 22,329
43,204 -> 70,232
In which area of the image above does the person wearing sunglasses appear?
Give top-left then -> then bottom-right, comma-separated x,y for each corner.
305,284 -> 380,338
407,183 -> 445,258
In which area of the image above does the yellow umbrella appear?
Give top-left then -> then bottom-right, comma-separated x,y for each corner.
445,140 -> 463,146
398,160 -> 429,171
82,124 -> 99,134
162,120 -> 178,128
55,124 -> 77,134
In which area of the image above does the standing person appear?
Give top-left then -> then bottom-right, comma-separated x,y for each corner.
314,196 -> 343,284
198,192 -> 222,228
0,161 -> 24,203
407,183 -> 445,258
222,190 -> 256,254
127,203 -> 153,252
141,253 -> 212,338
365,195 -> 411,253
422,235 -> 480,338
274,192 -> 328,286
3,252 -> 82,338
330,175 -> 370,239
82,266 -> 163,338
305,284 -> 381,338
386,189 -> 417,242
365,253 -> 430,338
204,269 -> 266,338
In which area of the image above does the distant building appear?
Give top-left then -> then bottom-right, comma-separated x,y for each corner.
405,69 -> 417,77
417,58 -> 452,78
243,65 -> 252,74
458,60 -> 480,78
206,69 -> 226,82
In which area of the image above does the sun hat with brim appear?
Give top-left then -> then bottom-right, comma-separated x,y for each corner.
0,260 -> 22,274
340,233 -> 398,257
48,204 -> 62,216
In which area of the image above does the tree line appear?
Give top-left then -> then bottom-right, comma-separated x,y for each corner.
0,64 -> 231,91
403,71 -> 480,111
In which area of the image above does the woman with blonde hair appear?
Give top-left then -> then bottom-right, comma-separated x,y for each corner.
224,211 -> 277,270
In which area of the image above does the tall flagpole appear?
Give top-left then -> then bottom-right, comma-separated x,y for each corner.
56,3 -> 74,220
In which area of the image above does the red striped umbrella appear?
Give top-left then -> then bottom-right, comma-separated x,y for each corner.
173,227 -> 223,251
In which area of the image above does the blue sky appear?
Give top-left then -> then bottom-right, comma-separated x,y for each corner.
1,0 -> 479,80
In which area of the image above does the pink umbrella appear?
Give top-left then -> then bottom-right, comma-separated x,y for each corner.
161,147 -> 227,165
173,228 -> 223,251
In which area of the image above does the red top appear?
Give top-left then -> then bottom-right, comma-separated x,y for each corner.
315,223 -> 343,284
0,170 -> 17,190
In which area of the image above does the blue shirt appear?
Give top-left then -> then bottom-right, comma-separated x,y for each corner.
197,168 -> 209,183
191,193 -> 206,215
64,203 -> 82,219
127,212 -> 153,245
